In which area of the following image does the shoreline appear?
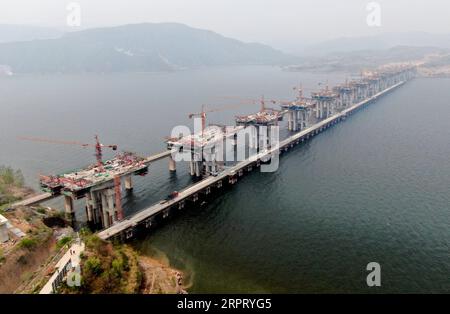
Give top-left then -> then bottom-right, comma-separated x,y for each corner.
138,255 -> 188,294
134,243 -> 191,294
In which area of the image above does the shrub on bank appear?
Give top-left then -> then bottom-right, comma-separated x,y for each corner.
57,236 -> 72,249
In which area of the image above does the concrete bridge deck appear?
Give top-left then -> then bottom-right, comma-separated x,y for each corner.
143,150 -> 172,163
98,81 -> 405,240
10,192 -> 54,209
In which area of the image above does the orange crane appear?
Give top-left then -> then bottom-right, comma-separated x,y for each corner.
21,135 -> 125,219
19,135 -> 118,170
188,105 -> 208,135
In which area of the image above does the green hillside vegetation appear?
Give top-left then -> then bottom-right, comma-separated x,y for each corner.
63,231 -> 141,294
0,166 -> 25,211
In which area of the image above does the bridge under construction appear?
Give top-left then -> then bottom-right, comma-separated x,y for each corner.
14,64 -> 416,240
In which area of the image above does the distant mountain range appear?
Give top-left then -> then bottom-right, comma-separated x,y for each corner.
286,45 -> 448,73
302,32 -> 450,56
0,23 -> 297,73
1,24 -> 449,74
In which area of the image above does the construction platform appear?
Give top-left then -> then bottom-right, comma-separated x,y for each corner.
39,152 -> 148,198
235,109 -> 282,126
166,125 -> 243,150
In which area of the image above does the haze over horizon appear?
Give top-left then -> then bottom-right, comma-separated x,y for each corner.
1,0 -> 449,52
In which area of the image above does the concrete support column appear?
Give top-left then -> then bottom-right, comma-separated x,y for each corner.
168,155 -> 176,172
292,111 -> 298,131
124,175 -> 133,191
86,193 -> 93,222
288,111 -> 293,131
297,111 -> 301,130
107,189 -> 115,223
90,192 -> 98,224
189,160 -> 195,176
64,195 -> 74,215
93,192 -> 102,224
222,138 -> 227,166
101,191 -> 109,228
251,126 -> 259,150
288,112 -> 293,130
195,161 -> 202,177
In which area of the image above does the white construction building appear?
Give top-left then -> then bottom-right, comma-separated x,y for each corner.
0,214 -> 9,243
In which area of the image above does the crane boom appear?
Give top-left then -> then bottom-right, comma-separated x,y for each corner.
19,135 -> 118,170
18,136 -> 117,149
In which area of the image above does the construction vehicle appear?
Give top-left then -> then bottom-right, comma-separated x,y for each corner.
166,191 -> 179,200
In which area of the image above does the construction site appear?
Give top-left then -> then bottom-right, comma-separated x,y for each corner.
15,63 -> 417,239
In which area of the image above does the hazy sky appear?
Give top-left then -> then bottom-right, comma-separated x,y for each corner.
1,0 -> 449,51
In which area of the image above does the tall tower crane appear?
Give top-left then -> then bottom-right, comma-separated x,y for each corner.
19,135 -> 118,170
188,104 -> 208,135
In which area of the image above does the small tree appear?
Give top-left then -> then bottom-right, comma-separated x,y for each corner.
19,237 -> 38,249
85,256 -> 102,276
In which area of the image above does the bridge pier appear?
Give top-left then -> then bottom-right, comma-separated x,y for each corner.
145,217 -> 154,228
287,111 -> 293,131
168,155 -> 176,172
100,191 -> 110,228
124,175 -> 133,191
125,228 -> 134,239
86,182 -> 125,229
195,161 -> 202,177
93,192 -> 103,225
85,193 -> 93,222
64,195 -> 74,219
228,175 -> 237,184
